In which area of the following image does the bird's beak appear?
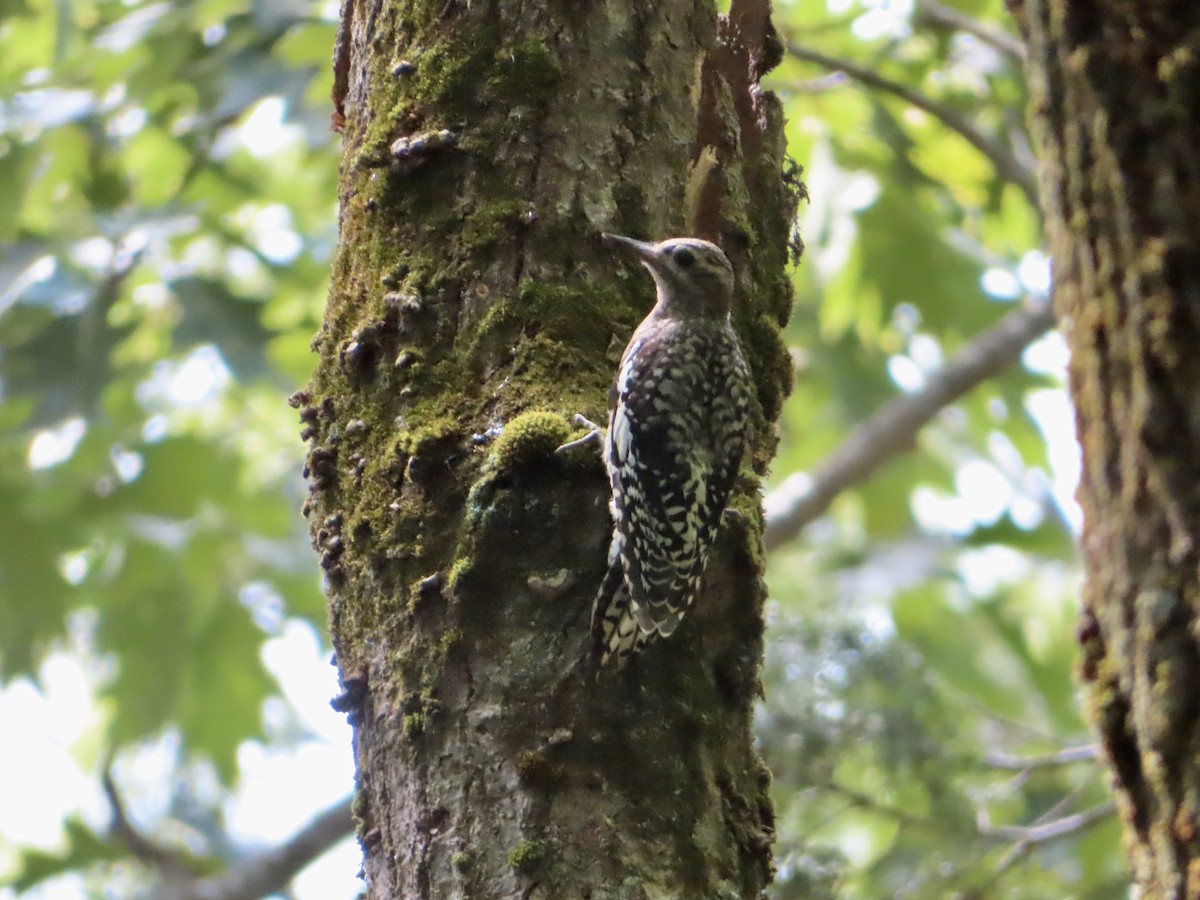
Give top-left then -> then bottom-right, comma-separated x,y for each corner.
601,232 -> 659,265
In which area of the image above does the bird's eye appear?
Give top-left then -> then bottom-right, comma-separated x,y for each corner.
673,247 -> 696,268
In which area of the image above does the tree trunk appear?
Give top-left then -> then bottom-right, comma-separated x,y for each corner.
297,1 -> 798,896
1019,2 -> 1200,895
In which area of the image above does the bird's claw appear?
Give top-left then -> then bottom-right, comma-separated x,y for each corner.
555,414 -> 604,454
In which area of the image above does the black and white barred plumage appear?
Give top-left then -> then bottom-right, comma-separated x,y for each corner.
592,234 -> 752,668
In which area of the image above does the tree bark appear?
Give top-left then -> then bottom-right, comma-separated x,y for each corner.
1018,2 -> 1200,896
298,0 -> 798,896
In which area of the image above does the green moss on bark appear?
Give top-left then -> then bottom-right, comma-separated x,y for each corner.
402,711 -> 426,738
487,411 -> 572,470
507,838 -> 551,874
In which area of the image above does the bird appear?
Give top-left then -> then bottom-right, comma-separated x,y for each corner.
587,233 -> 753,668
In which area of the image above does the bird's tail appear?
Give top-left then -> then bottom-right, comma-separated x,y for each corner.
591,554 -> 655,669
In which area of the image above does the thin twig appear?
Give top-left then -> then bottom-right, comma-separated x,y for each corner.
914,0 -> 1027,61
983,744 -> 1098,771
960,796 -> 1117,896
764,300 -> 1056,550
978,799 -> 1116,845
784,42 -> 1039,207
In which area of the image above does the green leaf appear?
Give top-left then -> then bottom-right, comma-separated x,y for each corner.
12,819 -> 123,892
99,541 -> 273,781
856,185 -> 992,336
122,127 -> 192,205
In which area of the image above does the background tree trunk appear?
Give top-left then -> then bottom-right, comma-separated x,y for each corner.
1019,1 -> 1200,895
300,1 -> 798,896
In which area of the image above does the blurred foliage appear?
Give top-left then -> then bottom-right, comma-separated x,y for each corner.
0,0 -> 1123,896
0,0 -> 336,892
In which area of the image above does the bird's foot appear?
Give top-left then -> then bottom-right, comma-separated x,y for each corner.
555,414 -> 604,454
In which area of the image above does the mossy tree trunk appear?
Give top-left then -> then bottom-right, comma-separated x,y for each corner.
1018,1 -> 1200,895
297,0 -> 798,896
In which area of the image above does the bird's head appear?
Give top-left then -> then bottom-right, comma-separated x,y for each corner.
601,233 -> 734,320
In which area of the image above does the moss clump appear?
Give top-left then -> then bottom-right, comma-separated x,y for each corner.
507,838 -> 550,875
515,749 -> 565,790
488,411 -> 571,472
446,557 -> 475,593
451,850 -> 472,873
402,711 -> 426,738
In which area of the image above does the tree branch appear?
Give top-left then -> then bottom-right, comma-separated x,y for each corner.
178,797 -> 354,900
102,759 -> 193,877
957,796 -> 1115,896
977,799 -> 1116,845
983,744 -> 1098,771
784,42 -> 1039,208
104,751 -> 354,900
913,0 -> 1027,62
764,300 -> 1056,550
974,801 -> 1113,897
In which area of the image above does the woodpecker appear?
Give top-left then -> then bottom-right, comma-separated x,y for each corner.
591,233 -> 753,667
